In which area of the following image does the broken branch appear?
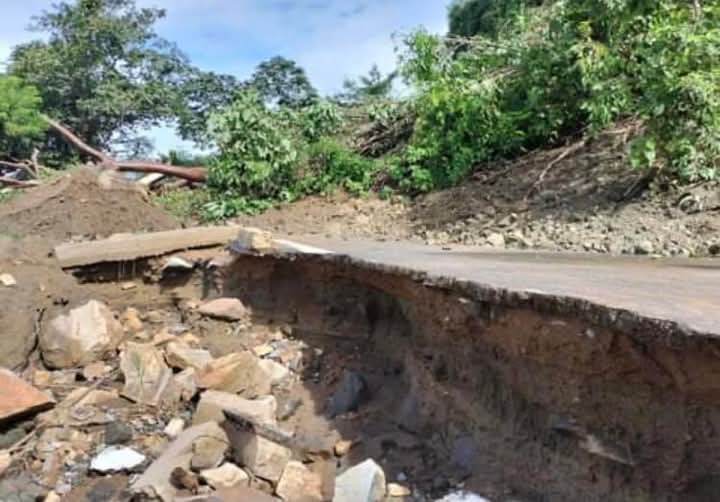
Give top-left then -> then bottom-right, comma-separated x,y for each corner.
0,176 -> 39,188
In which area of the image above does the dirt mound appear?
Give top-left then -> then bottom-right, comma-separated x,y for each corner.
237,126 -> 720,257
0,167 -> 178,243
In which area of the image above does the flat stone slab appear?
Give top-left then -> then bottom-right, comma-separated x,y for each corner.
0,368 -> 54,423
256,236 -> 720,337
55,226 -> 243,268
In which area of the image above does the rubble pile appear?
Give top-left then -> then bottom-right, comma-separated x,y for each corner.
0,278 -> 465,502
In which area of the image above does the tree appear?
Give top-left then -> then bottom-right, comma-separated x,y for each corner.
448,0 -> 542,38
176,70 -> 241,145
249,56 -> 318,109
0,76 -> 46,159
9,0 -> 190,155
338,64 -> 398,104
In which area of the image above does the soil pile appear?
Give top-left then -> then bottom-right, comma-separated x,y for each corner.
0,167 -> 178,243
237,128 -> 720,257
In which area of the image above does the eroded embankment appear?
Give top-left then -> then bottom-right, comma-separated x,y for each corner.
211,251 -> 720,502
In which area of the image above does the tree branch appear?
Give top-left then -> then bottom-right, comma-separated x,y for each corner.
42,115 -> 117,167
0,176 -> 39,188
43,116 -> 209,183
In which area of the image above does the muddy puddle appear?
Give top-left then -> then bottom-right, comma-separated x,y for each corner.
2,244 -> 720,502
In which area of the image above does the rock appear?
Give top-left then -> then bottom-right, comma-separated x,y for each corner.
334,459 -> 386,502
193,391 -> 277,427
225,420 -> 292,483
173,368 -> 199,402
278,398 -> 303,422
82,361 -> 111,381
634,240 -> 654,255
276,460 -> 328,502
197,352 -> 281,397
334,440 -> 354,457
164,418 -> 185,438
0,450 -> 11,477
120,281 -> 137,291
485,232 -> 506,248
162,256 -> 194,272
90,446 -> 146,473
451,435 -> 477,471
709,243 -> 720,256
198,298 -> 250,322
44,491 -> 61,502
200,463 -> 249,489
388,483 -> 411,497
120,342 -> 173,406
214,485 -> 281,502
191,434 -> 229,471
171,466 -> 200,493
122,307 -> 144,332
435,493 -> 492,502
104,421 -> 133,445
0,368 -> 54,424
235,227 -> 275,254
40,300 -> 124,369
0,273 -> 17,287
165,342 -> 214,371
326,370 -> 367,418
132,422 -> 228,501
253,344 -> 274,358
0,472 -> 47,502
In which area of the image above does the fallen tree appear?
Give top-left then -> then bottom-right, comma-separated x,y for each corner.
42,116 -> 209,183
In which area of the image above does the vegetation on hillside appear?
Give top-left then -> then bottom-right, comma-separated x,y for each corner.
2,0 -> 719,220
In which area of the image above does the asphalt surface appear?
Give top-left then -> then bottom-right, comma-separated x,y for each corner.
281,236 -> 720,336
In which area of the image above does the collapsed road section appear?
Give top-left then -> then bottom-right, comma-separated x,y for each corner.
2,228 -> 720,501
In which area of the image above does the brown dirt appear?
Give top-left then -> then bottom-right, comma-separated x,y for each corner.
236,128 -> 720,257
0,166 -> 178,244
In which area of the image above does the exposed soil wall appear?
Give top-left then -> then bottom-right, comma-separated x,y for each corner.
213,252 -> 720,502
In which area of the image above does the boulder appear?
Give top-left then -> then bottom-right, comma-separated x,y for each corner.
334,459 -> 386,502
191,434 -> 229,471
193,391 -> 277,427
326,370 -> 367,418
132,422 -> 228,501
120,342 -> 173,406
225,421 -> 292,483
198,298 -> 250,322
165,342 -> 214,371
197,352 -> 284,397
276,460 -> 330,502
40,300 -> 124,369
200,463 -> 249,489
235,227 -> 276,254
0,368 -> 54,424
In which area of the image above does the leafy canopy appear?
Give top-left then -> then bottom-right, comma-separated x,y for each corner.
0,76 -> 46,159
9,0 -> 190,152
249,56 -> 318,109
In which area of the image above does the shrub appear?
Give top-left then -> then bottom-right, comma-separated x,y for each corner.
0,75 -> 45,158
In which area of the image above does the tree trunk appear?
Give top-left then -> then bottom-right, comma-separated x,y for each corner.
43,116 -> 209,183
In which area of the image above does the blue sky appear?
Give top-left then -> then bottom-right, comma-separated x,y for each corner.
0,1 -> 448,154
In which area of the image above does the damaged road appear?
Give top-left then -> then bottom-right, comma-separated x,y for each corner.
1,227 -> 720,501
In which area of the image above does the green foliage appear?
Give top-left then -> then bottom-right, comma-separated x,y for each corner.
9,0 -> 190,152
200,91 -> 371,219
160,149 -> 214,167
337,65 -> 398,104
298,139 -> 380,196
176,71 -> 241,145
154,188 -> 211,220
296,101 -> 345,142
249,56 -> 318,109
448,0 -> 542,38
208,90 -> 299,202
396,0 -> 720,192
0,76 -> 46,158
